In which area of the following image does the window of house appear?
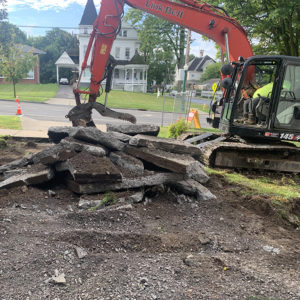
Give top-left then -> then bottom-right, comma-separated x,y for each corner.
134,71 -> 137,80
115,47 -> 120,59
114,69 -> 119,79
125,48 -> 130,60
25,69 -> 34,79
118,30 -> 122,37
84,28 -> 88,34
140,72 -> 143,80
123,30 -> 127,37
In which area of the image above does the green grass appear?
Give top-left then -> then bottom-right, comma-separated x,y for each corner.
206,168 -> 300,201
94,90 -> 206,112
0,116 -> 22,130
158,126 -> 220,138
0,84 -> 58,102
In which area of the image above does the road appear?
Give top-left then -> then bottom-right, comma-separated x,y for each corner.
0,99 -> 210,127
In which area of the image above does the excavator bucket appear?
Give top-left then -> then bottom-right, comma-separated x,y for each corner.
65,102 -> 136,127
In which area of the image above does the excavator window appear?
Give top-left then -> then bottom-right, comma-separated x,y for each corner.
232,60 -> 279,127
275,64 -> 300,129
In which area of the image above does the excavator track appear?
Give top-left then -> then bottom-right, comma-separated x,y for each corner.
184,133 -> 300,173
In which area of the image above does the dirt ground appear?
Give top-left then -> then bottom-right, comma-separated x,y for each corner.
0,139 -> 299,300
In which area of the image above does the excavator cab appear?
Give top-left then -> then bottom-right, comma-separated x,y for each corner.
217,55 -> 300,142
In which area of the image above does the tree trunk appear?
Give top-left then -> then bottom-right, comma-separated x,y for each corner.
13,80 -> 16,98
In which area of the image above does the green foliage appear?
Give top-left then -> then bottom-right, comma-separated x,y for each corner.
209,0 -> 300,56
0,0 -> 7,21
28,28 -> 78,83
0,45 -> 38,97
200,62 -> 222,83
89,192 -> 117,211
168,119 -> 189,139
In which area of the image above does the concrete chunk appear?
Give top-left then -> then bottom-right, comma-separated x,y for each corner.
171,179 -> 216,201
48,126 -> 78,144
66,172 -> 184,194
60,137 -> 106,157
129,134 -> 202,157
109,151 -> 144,175
55,152 -> 122,183
70,127 -> 126,151
32,144 -> 77,165
0,164 -> 54,189
107,124 -> 159,136
0,156 -> 33,175
186,161 -> 210,184
125,145 -> 200,174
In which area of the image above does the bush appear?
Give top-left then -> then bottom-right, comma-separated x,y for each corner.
168,119 -> 189,139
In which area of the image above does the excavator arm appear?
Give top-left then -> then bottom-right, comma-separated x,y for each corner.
67,0 -> 253,126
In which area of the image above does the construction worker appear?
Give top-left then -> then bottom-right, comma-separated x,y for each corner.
243,82 -> 273,124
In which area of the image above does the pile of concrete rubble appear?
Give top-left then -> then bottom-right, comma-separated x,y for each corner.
0,124 -> 216,204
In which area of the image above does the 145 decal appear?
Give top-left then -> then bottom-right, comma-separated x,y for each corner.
280,133 -> 300,141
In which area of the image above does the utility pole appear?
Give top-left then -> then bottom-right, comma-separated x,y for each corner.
181,29 -> 191,111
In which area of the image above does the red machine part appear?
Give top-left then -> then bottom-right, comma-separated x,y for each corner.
76,0 -> 253,102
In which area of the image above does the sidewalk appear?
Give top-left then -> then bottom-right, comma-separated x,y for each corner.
0,115 -> 106,139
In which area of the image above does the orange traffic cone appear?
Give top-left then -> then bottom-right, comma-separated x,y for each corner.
16,96 -> 19,103
16,102 -> 22,115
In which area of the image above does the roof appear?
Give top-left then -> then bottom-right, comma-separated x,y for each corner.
16,44 -> 46,55
80,0 -> 97,26
55,51 -> 76,67
129,50 -> 145,64
188,55 -> 215,72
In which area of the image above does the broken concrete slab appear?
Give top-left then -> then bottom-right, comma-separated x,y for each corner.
186,161 -> 210,184
48,126 -> 78,144
128,190 -> 145,203
32,143 -> 77,165
55,152 -> 122,183
0,156 -> 33,175
70,127 -> 126,151
107,124 -> 160,136
171,179 -> 216,201
109,151 -> 144,176
125,145 -> 201,174
129,134 -> 202,157
66,172 -> 185,194
60,137 -> 106,157
0,164 -> 54,189
109,131 -> 132,143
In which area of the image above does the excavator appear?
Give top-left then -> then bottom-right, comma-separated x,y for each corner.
66,0 -> 300,173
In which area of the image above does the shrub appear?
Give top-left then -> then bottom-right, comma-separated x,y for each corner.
168,119 -> 189,139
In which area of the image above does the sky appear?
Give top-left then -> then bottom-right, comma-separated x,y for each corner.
6,0 -> 217,59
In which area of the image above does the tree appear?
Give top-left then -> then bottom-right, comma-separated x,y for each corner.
0,22 -> 27,55
0,0 -> 7,21
200,62 -> 222,83
28,28 -> 78,83
124,9 -> 186,86
0,45 -> 37,97
210,0 -> 299,56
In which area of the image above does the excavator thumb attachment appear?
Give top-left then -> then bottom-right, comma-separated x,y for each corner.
65,102 -> 136,127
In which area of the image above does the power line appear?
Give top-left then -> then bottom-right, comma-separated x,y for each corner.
15,25 -> 79,30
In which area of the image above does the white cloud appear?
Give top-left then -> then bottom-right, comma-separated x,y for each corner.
189,33 -> 217,60
7,0 -> 89,11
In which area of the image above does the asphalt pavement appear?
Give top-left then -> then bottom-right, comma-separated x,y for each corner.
0,86 -> 210,138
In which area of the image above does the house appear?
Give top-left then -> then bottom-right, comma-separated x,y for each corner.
175,50 -> 215,89
77,0 -> 149,92
0,45 -> 45,84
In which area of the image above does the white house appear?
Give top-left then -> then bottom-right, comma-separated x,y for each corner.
175,50 -> 215,89
78,0 -> 149,92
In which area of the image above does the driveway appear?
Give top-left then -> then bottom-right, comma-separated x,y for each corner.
55,85 -> 74,99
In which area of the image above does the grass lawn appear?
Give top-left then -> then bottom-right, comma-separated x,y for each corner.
0,84 -> 58,102
0,116 -> 22,130
94,90 -> 207,112
207,168 -> 300,201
